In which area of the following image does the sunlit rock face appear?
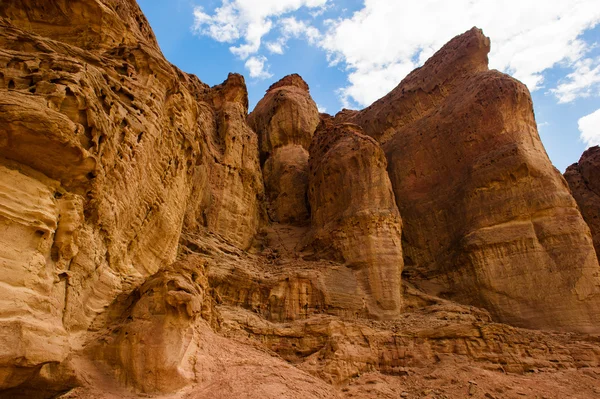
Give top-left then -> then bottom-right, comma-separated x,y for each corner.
304,119 -> 404,319
0,0 -> 264,392
1,2 -> 600,398
248,74 -> 319,225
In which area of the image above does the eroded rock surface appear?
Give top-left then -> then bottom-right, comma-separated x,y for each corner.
2,2 -> 600,399
341,28 -> 600,333
248,74 -> 319,224
305,120 -> 404,319
565,145 -> 600,260
0,0 -> 264,393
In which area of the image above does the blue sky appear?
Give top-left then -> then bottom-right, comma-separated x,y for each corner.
138,0 -> 600,172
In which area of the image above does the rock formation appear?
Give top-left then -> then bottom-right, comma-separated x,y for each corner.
1,1 -> 600,398
304,119 -> 404,319
0,0 -> 264,394
565,145 -> 600,259
248,74 -> 319,224
339,28 -> 600,333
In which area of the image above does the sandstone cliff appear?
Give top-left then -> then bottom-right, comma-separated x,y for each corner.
0,0 -> 264,393
304,119 -> 404,319
1,2 -> 600,399
565,145 -> 600,260
339,28 -> 600,333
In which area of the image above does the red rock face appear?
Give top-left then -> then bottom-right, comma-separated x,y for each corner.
337,27 -> 491,144
305,119 -> 404,319
565,146 -> 600,260
343,28 -> 600,333
3,2 -> 600,398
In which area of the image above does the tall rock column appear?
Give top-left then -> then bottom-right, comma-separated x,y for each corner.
305,120 -> 404,319
248,74 -> 319,225
565,146 -> 600,261
203,73 -> 265,248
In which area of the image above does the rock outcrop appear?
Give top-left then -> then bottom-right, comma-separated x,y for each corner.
565,145 -> 600,259
340,28 -> 600,333
90,258 -> 216,393
0,0 -> 264,393
305,119 -> 404,319
248,74 -> 319,224
2,2 -> 600,399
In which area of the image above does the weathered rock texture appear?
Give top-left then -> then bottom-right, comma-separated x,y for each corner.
248,74 -> 319,224
2,2 -> 600,399
339,28 -> 600,333
0,0 -> 264,394
565,145 -> 600,260
304,120 -> 404,319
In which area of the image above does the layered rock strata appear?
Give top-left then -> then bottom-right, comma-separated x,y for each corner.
304,120 -> 404,319
1,1 -> 600,398
248,74 -> 319,224
339,28 -> 600,333
0,0 -> 264,392
565,146 -> 600,260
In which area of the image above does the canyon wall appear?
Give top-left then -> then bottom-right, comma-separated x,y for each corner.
0,0 -> 264,391
565,146 -> 600,261
1,1 -> 600,398
339,28 -> 600,333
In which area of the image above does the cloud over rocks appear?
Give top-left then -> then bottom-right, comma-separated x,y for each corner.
552,57 -> 600,103
192,0 -> 600,107
579,108 -> 600,146
320,0 -> 600,107
192,0 -> 327,78
245,55 -> 273,79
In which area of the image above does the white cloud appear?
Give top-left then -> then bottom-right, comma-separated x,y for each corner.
339,62 -> 416,108
266,39 -> 285,54
265,17 -> 323,55
320,0 -> 600,107
193,0 -> 327,80
316,103 -> 327,113
578,108 -> 600,146
193,6 -> 240,43
245,56 -> 273,79
280,17 -> 321,44
192,0 -> 327,59
551,57 -> 600,103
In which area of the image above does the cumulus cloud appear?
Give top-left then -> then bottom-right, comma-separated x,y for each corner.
339,62 -> 416,108
192,0 -> 327,77
265,17 -> 322,55
316,103 -> 327,113
578,108 -> 600,146
280,17 -> 321,44
266,39 -> 285,54
320,0 -> 600,107
193,0 -> 600,105
551,57 -> 600,103
245,56 -> 273,79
